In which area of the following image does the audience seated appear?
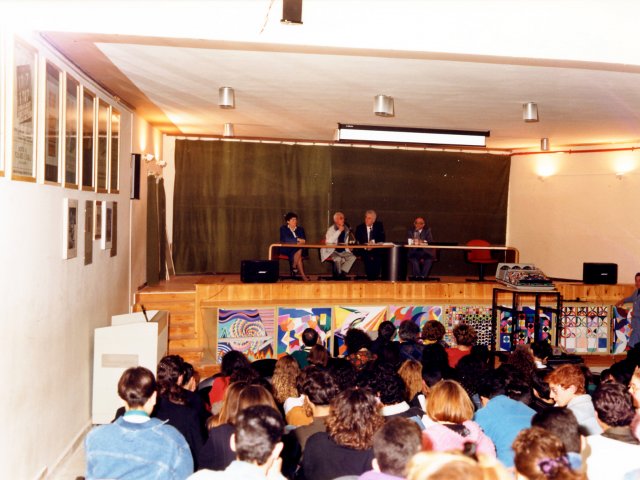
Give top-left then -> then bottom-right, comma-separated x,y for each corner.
512,427 -> 584,480
421,343 -> 455,388
546,364 -> 602,435
199,382 -> 246,471
346,328 -> 377,371
271,355 -> 311,427
181,361 -> 212,428
474,370 -> 535,467
209,351 -> 252,415
398,321 -> 424,363
85,367 -> 193,479
531,407 -> 584,473
303,387 -> 385,480
629,366 -> 640,413
531,340 -> 554,371
358,418 -> 422,480
294,367 -> 340,450
585,383 -> 640,479
308,344 -> 330,369
455,353 -> 489,411
397,359 -> 428,412
421,320 -> 449,349
365,364 -> 425,423
155,355 -> 206,468
189,405 -> 287,480
291,328 -> 320,369
370,321 -> 398,358
422,380 -> 496,457
446,324 -> 476,368
328,357 -> 358,391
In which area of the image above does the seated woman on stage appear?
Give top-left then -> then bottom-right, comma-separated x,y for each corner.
279,211 -> 310,281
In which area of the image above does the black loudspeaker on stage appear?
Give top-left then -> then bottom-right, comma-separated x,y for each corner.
241,260 -> 279,283
583,262 -> 618,285
130,153 -> 141,200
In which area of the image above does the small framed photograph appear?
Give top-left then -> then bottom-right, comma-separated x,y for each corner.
94,200 -> 102,240
84,200 -> 93,265
102,200 -> 113,250
63,198 -> 78,259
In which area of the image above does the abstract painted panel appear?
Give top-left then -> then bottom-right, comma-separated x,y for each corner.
388,305 -> 443,339
217,308 -> 275,362
612,306 -> 631,354
559,305 -> 609,353
448,305 -> 493,347
276,307 -> 332,357
333,306 -> 387,356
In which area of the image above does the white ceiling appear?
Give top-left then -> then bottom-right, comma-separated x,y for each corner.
8,0 -> 640,151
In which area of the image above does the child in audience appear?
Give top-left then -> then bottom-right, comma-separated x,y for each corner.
446,324 -> 477,368
358,418 -> 423,480
545,364 -> 601,435
531,407 -> 584,473
398,359 -> 429,411
291,328 -> 319,368
271,355 -> 310,426
512,427 -> 584,480
85,367 -> 193,479
422,379 -> 496,457
209,350 -> 252,414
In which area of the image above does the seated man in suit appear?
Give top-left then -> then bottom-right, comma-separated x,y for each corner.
407,216 -> 434,280
355,209 -> 386,280
320,211 -> 356,280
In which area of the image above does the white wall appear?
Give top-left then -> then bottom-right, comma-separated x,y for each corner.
507,148 -> 640,283
0,34 -> 159,479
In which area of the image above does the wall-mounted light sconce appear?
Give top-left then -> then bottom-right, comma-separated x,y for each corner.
523,102 -> 539,122
374,94 -> 394,117
143,153 -> 155,162
156,159 -> 167,168
540,137 -> 550,151
219,87 -> 235,109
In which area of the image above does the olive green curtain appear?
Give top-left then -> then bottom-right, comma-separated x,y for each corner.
146,176 -> 160,285
172,140 -> 510,275
173,140 -> 332,273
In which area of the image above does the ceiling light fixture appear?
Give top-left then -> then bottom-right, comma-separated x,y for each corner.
223,123 -> 235,137
374,94 -> 394,117
523,102 -> 539,122
540,137 -> 550,151
337,123 -> 489,147
218,87 -> 235,109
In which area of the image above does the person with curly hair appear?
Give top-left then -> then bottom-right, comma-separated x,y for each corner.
512,427 -> 584,480
270,355 -> 310,426
421,320 -> 449,348
303,387 -> 385,480
346,328 -> 377,371
365,364 -> 425,422
422,380 -> 496,457
446,324 -> 477,368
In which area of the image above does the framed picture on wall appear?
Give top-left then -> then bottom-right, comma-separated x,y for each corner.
64,74 -> 79,187
102,200 -> 113,250
96,99 -> 108,192
81,87 -> 95,190
109,109 -> 120,192
11,38 -> 38,181
94,200 -> 102,240
63,198 -> 78,259
84,200 -> 93,265
44,61 -> 61,184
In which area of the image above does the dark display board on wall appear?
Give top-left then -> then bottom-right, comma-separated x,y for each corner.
172,140 -> 510,275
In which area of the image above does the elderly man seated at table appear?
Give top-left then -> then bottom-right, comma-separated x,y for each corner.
407,216 -> 434,280
320,211 -> 356,280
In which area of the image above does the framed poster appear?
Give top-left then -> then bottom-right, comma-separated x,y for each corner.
64,74 -> 79,187
44,62 -> 61,184
94,200 -> 102,240
84,200 -> 93,265
109,108 -> 120,192
11,38 -> 37,181
96,99 -> 108,192
101,200 -> 113,249
81,88 -> 95,190
63,198 -> 78,259
217,308 -> 275,363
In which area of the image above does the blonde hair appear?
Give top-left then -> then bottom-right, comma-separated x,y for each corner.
426,380 -> 474,424
407,451 -> 511,480
271,355 -> 301,404
398,360 -> 428,401
211,381 -> 246,428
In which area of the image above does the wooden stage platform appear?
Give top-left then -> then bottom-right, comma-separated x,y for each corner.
134,274 -> 632,376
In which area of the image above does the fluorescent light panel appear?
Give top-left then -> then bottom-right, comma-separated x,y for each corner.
337,124 -> 489,147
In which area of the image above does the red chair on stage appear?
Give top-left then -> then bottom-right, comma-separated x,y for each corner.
465,239 -> 498,282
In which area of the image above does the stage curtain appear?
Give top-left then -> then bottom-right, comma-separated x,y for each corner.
173,140 -> 332,274
146,175 -> 160,285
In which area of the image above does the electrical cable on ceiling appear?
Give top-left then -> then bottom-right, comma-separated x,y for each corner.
260,0 -> 277,34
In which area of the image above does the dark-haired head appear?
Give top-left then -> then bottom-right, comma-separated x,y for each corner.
298,367 -> 339,406
118,367 -> 157,409
157,355 -> 187,404
345,328 -> 372,354
221,350 -> 252,377
366,364 -> 406,405
308,344 -> 330,368
284,212 -> 298,223
399,320 -> 420,343
592,382 -> 635,427
378,321 -> 397,342
373,418 -> 422,476
531,407 -> 581,453
422,320 -> 445,342
234,405 -> 284,465
328,358 -> 357,391
452,324 -> 477,347
326,387 -> 385,450
302,328 -> 319,347
531,340 -> 553,362
422,342 -> 450,371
